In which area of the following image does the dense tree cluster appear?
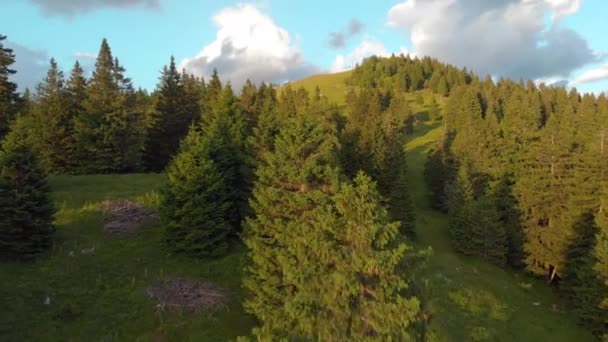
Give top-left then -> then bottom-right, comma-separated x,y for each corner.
349,54 -> 474,96
5,30 -> 604,337
422,76 -> 608,335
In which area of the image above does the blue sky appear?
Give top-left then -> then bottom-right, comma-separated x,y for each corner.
2,0 -> 607,94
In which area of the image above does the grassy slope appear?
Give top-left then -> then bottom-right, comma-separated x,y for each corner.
406,123 -> 595,341
283,70 -> 352,105
0,174 -> 254,341
0,73 -> 596,341
292,71 -> 595,340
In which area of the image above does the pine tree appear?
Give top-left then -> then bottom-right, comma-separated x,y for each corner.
201,69 -> 222,121
0,35 -> 19,140
243,114 -> 339,338
73,39 -> 144,173
145,56 -> 191,171
161,125 -> 232,257
310,172 -> 420,340
64,61 -> 87,172
29,58 -> 75,173
448,165 -> 477,254
0,137 -> 55,259
492,174 -> 524,267
203,85 -> 252,228
562,212 -> 607,335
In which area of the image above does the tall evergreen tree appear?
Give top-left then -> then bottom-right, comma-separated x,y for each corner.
0,35 -> 19,139
145,56 -> 191,171
29,58 -> 75,173
0,137 -> 55,259
73,39 -> 144,173
201,69 -> 222,121
204,85 -> 253,228
243,114 -> 339,339
309,173 -> 420,340
562,212 -> 607,336
161,125 -> 232,257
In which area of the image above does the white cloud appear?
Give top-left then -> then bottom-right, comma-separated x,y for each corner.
74,52 -> 97,60
179,4 -> 319,89
387,0 -> 599,81
571,64 -> 608,85
331,40 -> 391,73
543,0 -> 581,21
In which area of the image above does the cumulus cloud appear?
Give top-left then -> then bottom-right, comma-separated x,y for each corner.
387,0 -> 599,81
6,41 -> 49,91
28,0 -> 159,17
328,19 -> 366,49
331,40 -> 391,72
571,64 -> 608,85
179,4 -> 319,89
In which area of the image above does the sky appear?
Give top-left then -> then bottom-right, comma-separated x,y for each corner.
1,0 -> 607,94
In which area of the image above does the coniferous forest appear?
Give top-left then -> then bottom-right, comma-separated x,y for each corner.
0,33 -> 607,341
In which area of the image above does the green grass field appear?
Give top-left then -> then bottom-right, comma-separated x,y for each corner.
283,70 -> 352,105
0,72 -> 596,341
0,174 -> 254,341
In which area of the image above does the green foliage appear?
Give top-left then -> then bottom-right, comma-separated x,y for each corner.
340,88 -> 416,237
0,35 -> 19,139
243,114 -> 340,338
73,39 -> 145,174
0,138 -> 55,259
312,172 -> 420,340
161,125 -> 233,257
562,212 -> 608,336
447,166 -> 507,265
145,56 -> 199,171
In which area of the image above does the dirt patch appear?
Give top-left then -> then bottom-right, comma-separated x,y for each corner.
146,278 -> 227,314
100,200 -> 160,236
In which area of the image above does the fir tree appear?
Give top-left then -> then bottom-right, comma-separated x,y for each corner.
203,85 -> 253,228
0,35 -> 19,139
73,38 -> 144,173
562,212 -> 607,335
243,114 -> 339,338
29,58 -> 74,173
310,173 -> 420,340
201,69 -> 222,121
161,125 -> 232,257
145,56 -> 191,171
0,138 -> 55,259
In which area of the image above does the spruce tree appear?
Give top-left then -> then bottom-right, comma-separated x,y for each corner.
29,58 -> 74,173
160,125 -> 232,257
203,85 -> 252,228
73,39 -> 144,173
562,212 -> 607,335
201,69 -> 222,121
243,114 -> 339,339
0,35 -> 19,139
145,56 -> 190,171
310,172 -> 420,340
0,137 -> 55,259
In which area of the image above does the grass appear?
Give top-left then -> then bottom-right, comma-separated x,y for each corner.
0,73 -> 596,341
0,174 -> 254,341
405,121 -> 596,341
282,70 -> 352,105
